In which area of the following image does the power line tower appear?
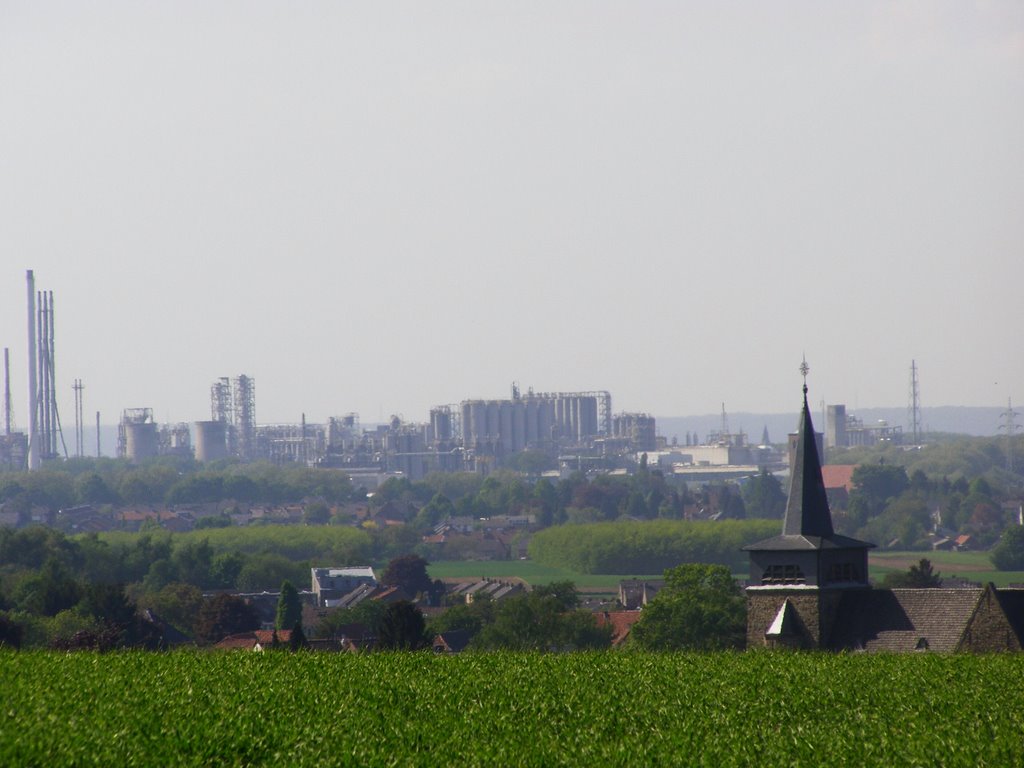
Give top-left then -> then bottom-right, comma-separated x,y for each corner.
999,398 -> 1021,474
908,360 -> 922,445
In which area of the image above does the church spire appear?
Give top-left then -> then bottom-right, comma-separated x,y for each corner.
782,363 -> 834,537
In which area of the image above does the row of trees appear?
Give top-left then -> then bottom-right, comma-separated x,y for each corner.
528,519 -> 778,574
0,457 -> 357,516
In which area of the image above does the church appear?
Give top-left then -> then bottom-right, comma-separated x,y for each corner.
744,378 -> 1024,652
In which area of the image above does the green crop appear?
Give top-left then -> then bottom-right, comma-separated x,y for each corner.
1,651 -> 1022,766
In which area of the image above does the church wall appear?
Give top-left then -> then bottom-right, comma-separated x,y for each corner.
747,589 -> 847,649
960,586 -> 1022,652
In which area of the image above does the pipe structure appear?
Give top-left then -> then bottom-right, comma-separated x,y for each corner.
39,291 -> 50,456
26,271 -> 39,469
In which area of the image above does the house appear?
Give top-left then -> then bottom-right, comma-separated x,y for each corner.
311,566 -> 377,607
142,610 -> 193,648
214,629 -> 293,651
594,610 -> 642,647
820,464 -> 856,509
446,579 -> 525,605
618,580 -> 664,610
433,629 -> 474,654
745,383 -> 1024,653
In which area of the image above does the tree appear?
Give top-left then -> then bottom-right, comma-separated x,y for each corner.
381,554 -> 433,598
850,463 -> 910,518
376,601 -> 428,650
14,558 -> 81,617
73,473 -> 119,505
80,583 -> 136,627
144,583 -> 203,636
413,493 -> 456,530
303,501 -> 331,526
276,580 -> 302,631
742,469 -> 786,519
194,594 -> 260,645
630,564 -> 746,651
0,613 -> 23,649
882,558 -> 943,588
470,586 -> 611,651
289,620 -> 307,652
992,527 -> 1024,571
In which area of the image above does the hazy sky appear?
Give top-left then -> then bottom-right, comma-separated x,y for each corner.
2,2 -> 1022,427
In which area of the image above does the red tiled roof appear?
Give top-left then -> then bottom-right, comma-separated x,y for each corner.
214,629 -> 293,650
594,610 -> 642,646
821,465 -> 857,492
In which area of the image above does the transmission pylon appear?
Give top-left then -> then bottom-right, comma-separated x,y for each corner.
908,360 -> 922,445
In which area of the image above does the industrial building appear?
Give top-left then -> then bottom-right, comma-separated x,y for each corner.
118,408 -> 159,464
612,412 -> 657,452
825,404 -> 903,449
460,386 -> 611,454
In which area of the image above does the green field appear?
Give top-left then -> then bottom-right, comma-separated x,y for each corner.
3,651 -> 1023,766
868,550 -> 1024,587
426,560 -> 662,588
429,550 -> 1024,590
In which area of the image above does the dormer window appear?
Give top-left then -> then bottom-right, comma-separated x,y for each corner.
762,564 -> 806,585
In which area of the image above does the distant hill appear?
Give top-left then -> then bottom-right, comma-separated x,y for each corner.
655,406 -> 1006,444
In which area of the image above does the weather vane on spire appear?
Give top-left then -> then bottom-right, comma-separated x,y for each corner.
799,355 -> 809,395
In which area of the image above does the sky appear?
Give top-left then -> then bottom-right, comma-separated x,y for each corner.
1,2 -> 1022,428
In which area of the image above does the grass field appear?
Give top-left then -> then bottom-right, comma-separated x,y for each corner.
3,651 -> 1023,766
868,550 -> 1024,587
430,550 -> 1024,589
426,560 -> 662,588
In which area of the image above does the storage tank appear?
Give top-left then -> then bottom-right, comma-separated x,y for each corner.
124,422 -> 158,463
194,420 -> 228,462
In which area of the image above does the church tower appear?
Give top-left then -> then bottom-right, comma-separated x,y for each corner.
744,368 -> 874,649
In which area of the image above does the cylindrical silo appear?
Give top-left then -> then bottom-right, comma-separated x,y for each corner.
124,422 -> 159,463
194,420 -> 228,462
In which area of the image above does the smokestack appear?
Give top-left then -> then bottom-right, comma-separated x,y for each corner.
26,271 -> 39,470
96,411 -> 101,457
3,348 -> 10,437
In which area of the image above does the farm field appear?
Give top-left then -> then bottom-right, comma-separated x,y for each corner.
868,550 -> 1024,587
2,651 -> 1022,766
426,559 -> 662,588
427,551 -> 1024,590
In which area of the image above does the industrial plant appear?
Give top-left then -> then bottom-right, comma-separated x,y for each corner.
0,269 -> 946,486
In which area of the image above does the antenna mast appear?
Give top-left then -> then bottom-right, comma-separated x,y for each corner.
908,360 -> 921,445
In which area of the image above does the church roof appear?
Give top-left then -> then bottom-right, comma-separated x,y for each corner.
745,382 -> 873,553
827,588 -> 985,652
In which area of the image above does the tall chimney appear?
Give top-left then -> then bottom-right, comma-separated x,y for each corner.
26,271 -> 39,470
3,347 -> 10,437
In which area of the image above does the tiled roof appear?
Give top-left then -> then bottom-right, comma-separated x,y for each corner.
214,629 -> 292,650
820,464 -> 857,492
828,589 -> 982,652
995,589 -> 1024,643
594,610 -> 642,646
433,629 -> 474,653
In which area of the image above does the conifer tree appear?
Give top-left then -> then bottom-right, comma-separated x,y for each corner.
276,580 -> 302,631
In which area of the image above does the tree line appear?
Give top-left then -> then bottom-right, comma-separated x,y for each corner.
528,519 -> 778,574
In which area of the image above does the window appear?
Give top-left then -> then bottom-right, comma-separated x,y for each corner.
762,564 -> 805,585
826,563 -> 860,583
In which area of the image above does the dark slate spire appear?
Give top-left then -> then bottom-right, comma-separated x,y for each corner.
782,386 -> 834,537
